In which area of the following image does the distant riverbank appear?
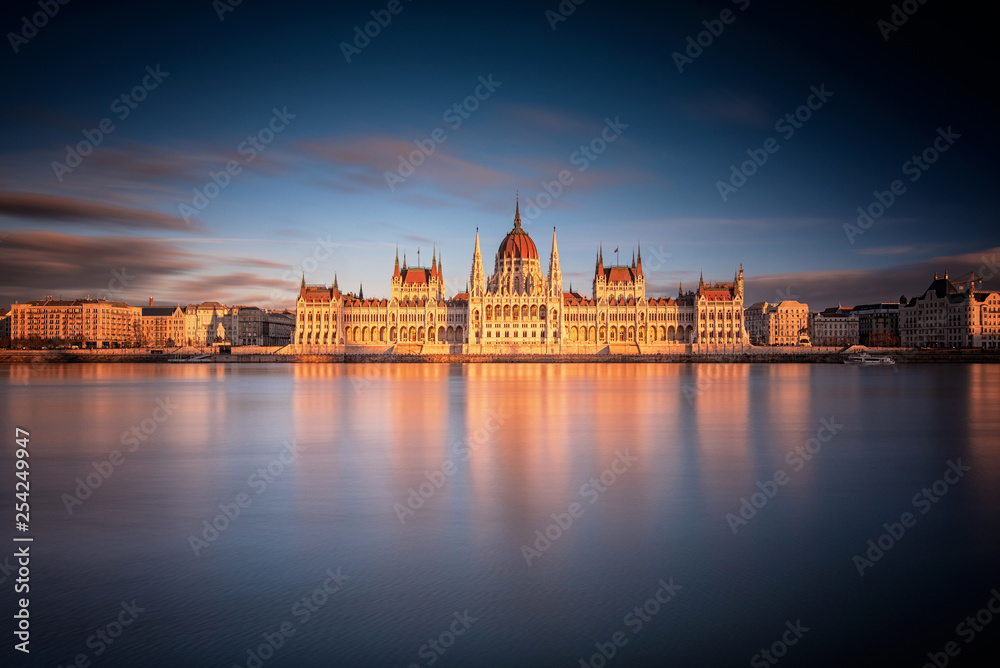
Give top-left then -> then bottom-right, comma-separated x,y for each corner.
2,348 -> 998,364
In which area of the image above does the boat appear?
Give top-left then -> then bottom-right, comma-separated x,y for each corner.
844,352 -> 895,365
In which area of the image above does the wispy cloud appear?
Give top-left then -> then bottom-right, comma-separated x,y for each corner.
503,104 -> 601,135
0,231 -> 300,308
0,192 -> 201,233
677,91 -> 775,128
745,246 -> 1000,307
856,245 -> 916,256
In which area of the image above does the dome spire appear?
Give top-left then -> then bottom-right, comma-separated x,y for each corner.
514,191 -> 521,229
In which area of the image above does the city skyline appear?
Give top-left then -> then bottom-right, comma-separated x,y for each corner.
1,1 -> 998,312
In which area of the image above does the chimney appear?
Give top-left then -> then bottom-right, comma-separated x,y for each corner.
149,297 -> 154,307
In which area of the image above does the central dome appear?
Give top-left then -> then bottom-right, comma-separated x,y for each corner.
497,200 -> 539,260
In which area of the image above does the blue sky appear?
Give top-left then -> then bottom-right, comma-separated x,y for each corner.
1,0 -> 997,310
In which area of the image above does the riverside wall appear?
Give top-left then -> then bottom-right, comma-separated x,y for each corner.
2,347 -> 999,364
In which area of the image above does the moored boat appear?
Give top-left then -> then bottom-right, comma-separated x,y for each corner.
844,352 -> 895,365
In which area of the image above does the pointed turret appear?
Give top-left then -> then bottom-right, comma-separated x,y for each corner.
436,253 -> 444,300
403,253 -> 407,270
514,192 -> 522,229
394,246 -> 401,278
430,247 -> 437,278
593,244 -> 606,300
300,274 -> 306,289
636,243 -> 643,276
679,282 -> 683,297
547,226 -> 563,297
699,270 -> 704,290
359,283 -> 363,300
469,227 -> 485,298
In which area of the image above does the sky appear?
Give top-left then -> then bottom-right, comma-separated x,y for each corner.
1,0 -> 997,311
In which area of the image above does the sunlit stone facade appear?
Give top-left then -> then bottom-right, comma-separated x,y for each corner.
900,273 -> 1000,348
745,300 -> 811,346
293,201 -> 749,353
10,298 -> 141,348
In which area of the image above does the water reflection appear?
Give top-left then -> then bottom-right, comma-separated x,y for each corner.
2,362 -> 998,666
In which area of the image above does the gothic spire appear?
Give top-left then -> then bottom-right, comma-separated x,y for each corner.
514,191 -> 522,229
548,226 -> 562,297
470,227 -> 485,297
333,273 -> 339,291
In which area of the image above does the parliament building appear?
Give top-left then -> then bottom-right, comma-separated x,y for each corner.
293,201 -> 749,353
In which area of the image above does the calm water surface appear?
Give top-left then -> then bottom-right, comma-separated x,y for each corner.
2,363 -> 999,667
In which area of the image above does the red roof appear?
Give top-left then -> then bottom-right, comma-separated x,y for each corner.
403,269 -> 429,284
605,267 -> 635,283
700,288 -> 733,301
498,226 -> 538,260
